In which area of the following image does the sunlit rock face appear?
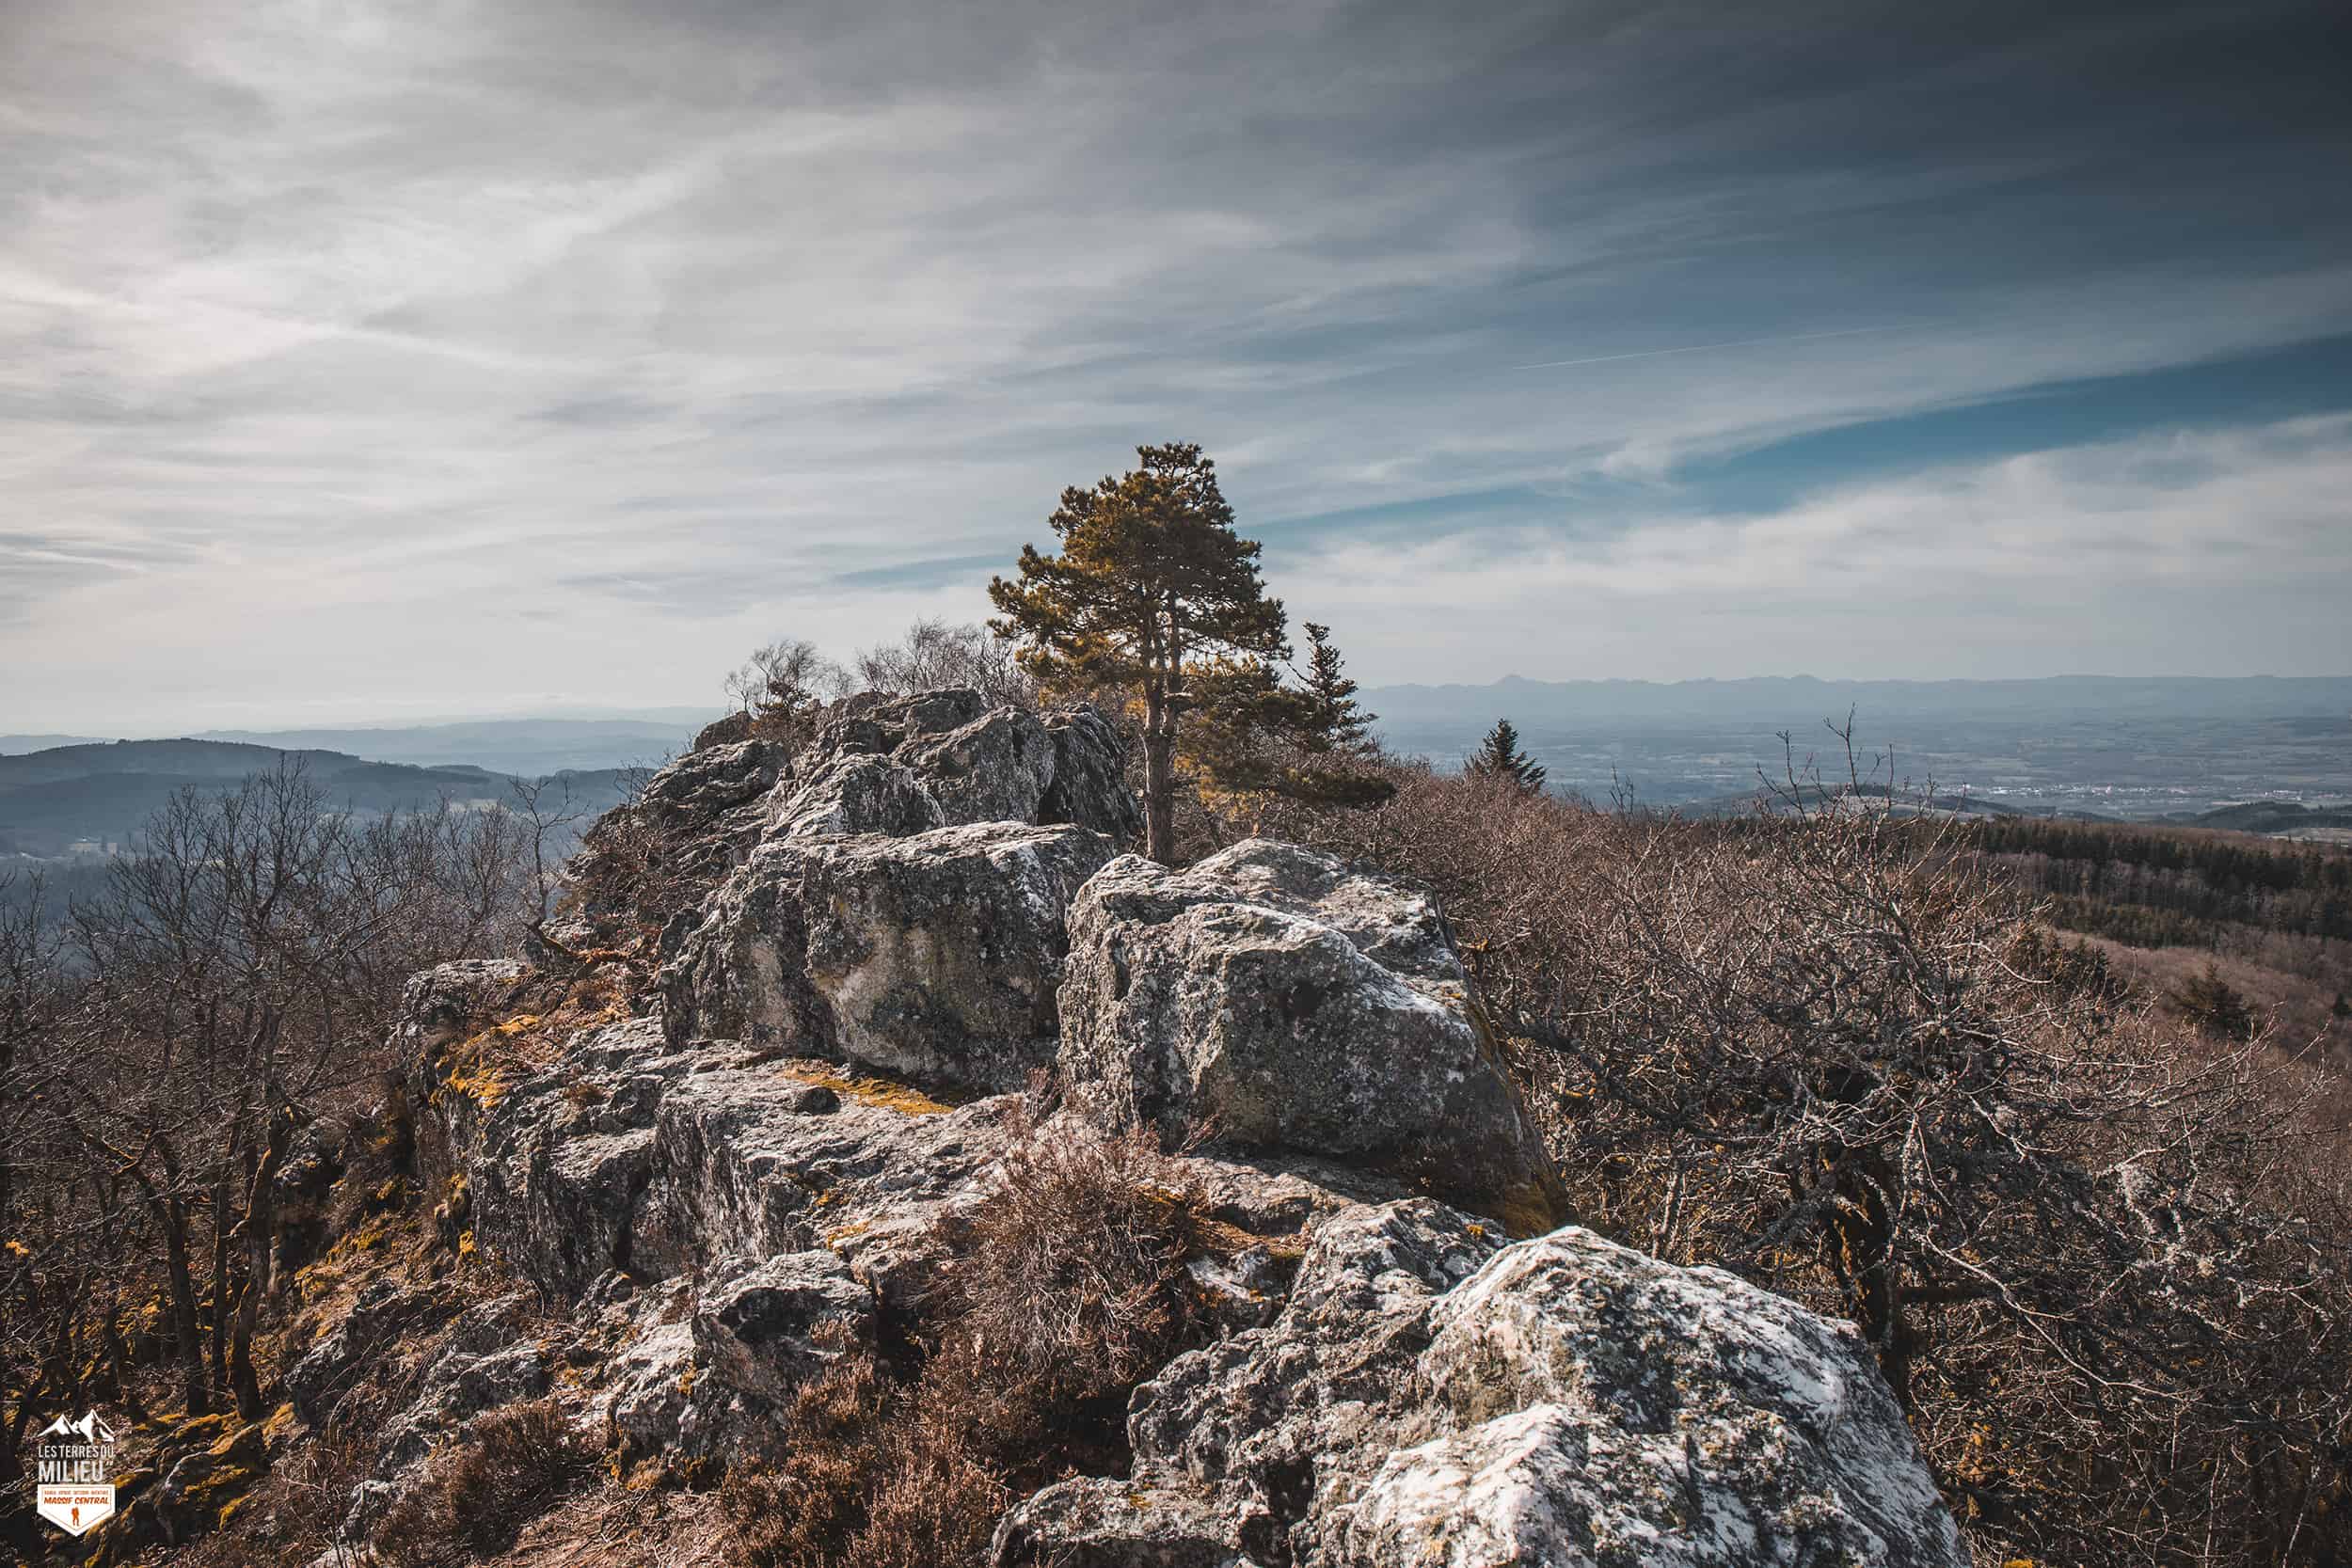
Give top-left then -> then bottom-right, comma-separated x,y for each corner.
995,1200 -> 1970,1568
654,690 -> 1137,1092
1056,839 -> 1563,1228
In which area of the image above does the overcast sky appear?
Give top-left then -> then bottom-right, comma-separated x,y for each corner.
5,0 -> 2348,731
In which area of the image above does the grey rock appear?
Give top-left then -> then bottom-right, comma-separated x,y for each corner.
424,995 -> 1023,1312
597,1316 -> 700,1460
990,1477 -> 1269,1568
1041,705 -> 1145,844
691,710 -> 755,752
343,1296 -> 550,1538
267,1117 -> 346,1288
691,1248 -> 873,1406
1006,1198 -> 1967,1568
764,690 -> 1137,851
1056,840 -> 1563,1227
659,820 -> 1120,1091
1330,1226 -> 1964,1568
772,751 -> 948,840
633,737 -> 787,832
564,738 -> 789,938
394,958 -> 528,1058
285,1278 -> 455,1428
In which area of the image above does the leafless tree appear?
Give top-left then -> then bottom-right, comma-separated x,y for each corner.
854,617 -> 1036,708
724,636 -> 850,720
6,764 -> 537,1434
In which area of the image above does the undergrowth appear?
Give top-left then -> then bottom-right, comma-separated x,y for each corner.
722,1112 -> 1232,1568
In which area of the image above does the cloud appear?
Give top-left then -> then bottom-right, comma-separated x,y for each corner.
1293,413 -> 2352,681
0,0 -> 2346,729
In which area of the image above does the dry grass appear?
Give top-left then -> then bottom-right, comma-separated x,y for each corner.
373,1400 -> 596,1568
174,1418 -> 374,1568
722,1114 -> 1227,1568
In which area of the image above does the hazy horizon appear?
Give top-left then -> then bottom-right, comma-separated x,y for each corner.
9,669 -> 2352,743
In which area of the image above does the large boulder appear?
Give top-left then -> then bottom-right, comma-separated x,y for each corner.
993,1199 -> 1968,1568
766,690 -> 1139,847
659,821 -> 1121,1090
1055,840 -> 1561,1228
592,1251 -> 876,1467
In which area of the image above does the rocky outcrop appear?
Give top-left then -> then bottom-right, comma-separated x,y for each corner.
435,1006 -> 1021,1305
393,958 -> 529,1059
993,1199 -> 1968,1568
655,689 -> 1136,1092
660,821 -> 1120,1089
274,688 -> 1969,1568
1057,840 -> 1562,1228
767,689 -> 1139,847
342,1295 -> 550,1534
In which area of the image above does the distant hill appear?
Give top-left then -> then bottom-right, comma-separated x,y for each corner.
190,716 -> 709,775
2,713 -> 713,774
0,734 -> 111,755
0,739 -> 634,859
2180,800 -> 2352,834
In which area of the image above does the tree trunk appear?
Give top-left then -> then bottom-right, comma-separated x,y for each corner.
230,1115 -> 290,1419
1142,686 -> 1176,864
103,1313 -> 149,1425
209,1166 -> 233,1400
155,1194 -> 209,1416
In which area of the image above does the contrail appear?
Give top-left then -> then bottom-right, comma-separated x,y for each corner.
1510,324 -> 1906,372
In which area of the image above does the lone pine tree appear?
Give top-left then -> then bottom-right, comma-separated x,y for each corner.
1467,717 -> 1547,794
989,442 -> 1287,863
1297,621 -> 1375,753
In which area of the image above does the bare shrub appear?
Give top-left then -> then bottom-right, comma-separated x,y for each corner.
1268,752 -> 2352,1566
942,1119 -> 1210,1434
5,765 -> 536,1439
177,1418 -> 373,1568
373,1399 -> 595,1567
726,637 -> 851,723
854,617 -> 1036,709
722,1112 -> 1219,1567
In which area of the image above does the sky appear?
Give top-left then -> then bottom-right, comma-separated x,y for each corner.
4,0 -> 2349,732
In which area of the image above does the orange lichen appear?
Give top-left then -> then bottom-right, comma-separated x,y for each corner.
785,1065 -> 958,1117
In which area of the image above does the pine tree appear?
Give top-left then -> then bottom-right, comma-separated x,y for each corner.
1466,717 -> 1546,794
1297,622 -> 1375,754
1182,650 -> 1394,814
989,443 -> 1288,863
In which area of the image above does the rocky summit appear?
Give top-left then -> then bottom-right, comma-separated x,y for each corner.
183,690 -> 1964,1567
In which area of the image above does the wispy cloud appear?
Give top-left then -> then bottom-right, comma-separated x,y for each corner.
1,0 -> 2346,729
1295,413 -> 2352,680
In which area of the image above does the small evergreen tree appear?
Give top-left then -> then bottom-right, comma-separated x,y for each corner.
1296,622 -> 1375,754
2164,963 -> 2255,1041
1182,648 -> 1394,815
1466,718 -> 1546,794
